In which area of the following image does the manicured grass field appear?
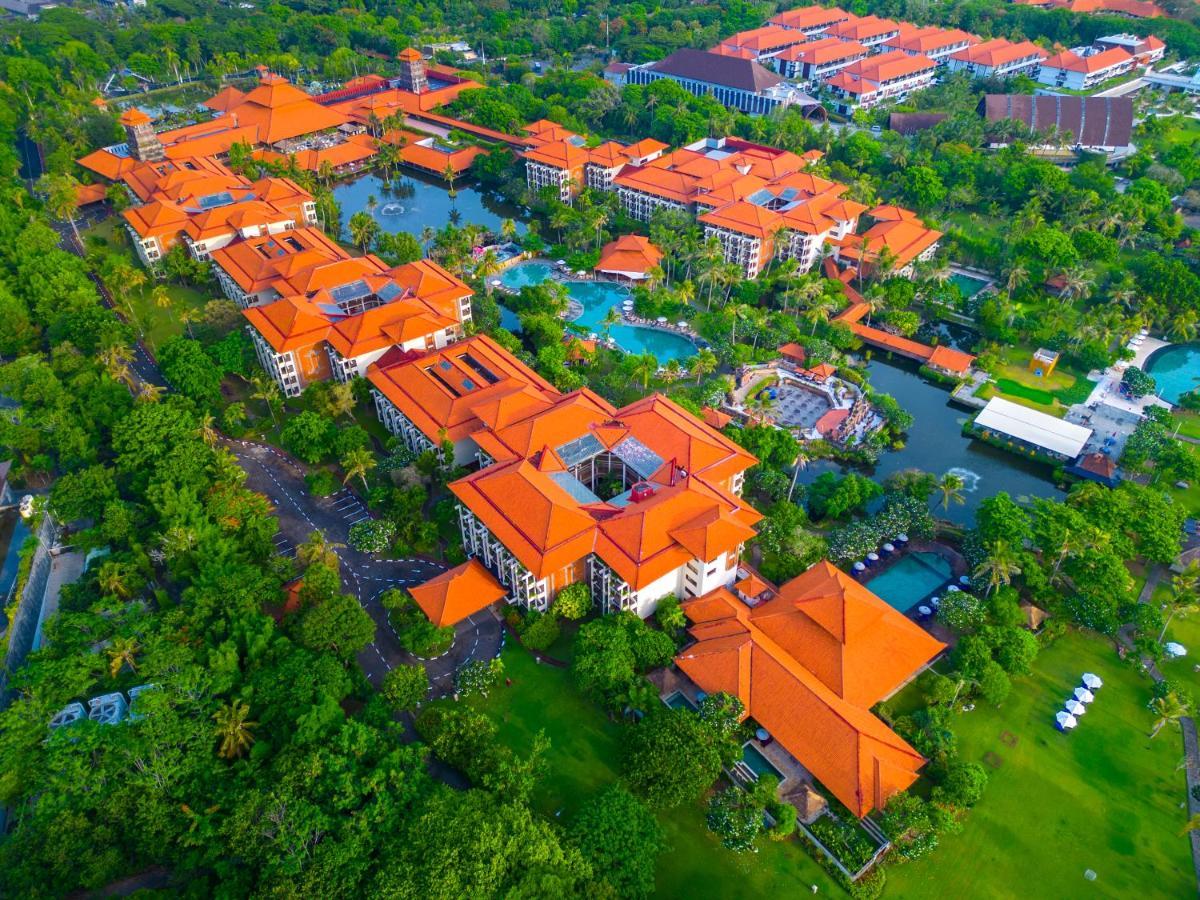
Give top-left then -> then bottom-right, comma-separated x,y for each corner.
1164,441 -> 1200,511
981,345 -> 1092,416
885,630 -> 1192,899
457,644 -> 846,897
1174,412 -> 1200,442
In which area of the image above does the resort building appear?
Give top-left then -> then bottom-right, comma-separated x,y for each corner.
832,205 -> 943,277
979,94 -> 1135,154
1092,32 -> 1165,64
823,51 -> 939,113
1010,0 -> 1163,17
1036,46 -> 1137,90
769,4 -> 852,37
371,336 -> 763,615
243,257 -> 472,397
714,25 -> 811,61
674,561 -> 945,817
825,14 -> 903,51
946,38 -> 1049,79
882,24 -> 979,64
203,73 -> 352,147
773,38 -> 870,83
210,226 -> 352,307
626,49 -> 823,117
594,235 -> 664,281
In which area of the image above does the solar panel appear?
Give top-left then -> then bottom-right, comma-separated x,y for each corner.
613,436 -> 664,479
108,143 -> 132,158
377,282 -> 403,301
197,191 -> 235,209
556,433 -> 605,468
549,472 -> 602,505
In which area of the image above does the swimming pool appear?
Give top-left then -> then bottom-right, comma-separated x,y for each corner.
949,272 -> 990,299
1145,342 -> 1200,405
663,691 -> 698,711
499,262 -> 696,362
864,551 -> 953,613
742,743 -> 784,782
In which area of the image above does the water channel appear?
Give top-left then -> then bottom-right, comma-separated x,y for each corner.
796,356 -> 1064,526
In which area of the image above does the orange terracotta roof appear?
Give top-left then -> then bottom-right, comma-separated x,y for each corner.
842,49 -> 937,83
595,234 -> 663,276
719,25 -> 807,53
409,559 -> 507,627
950,38 -> 1048,67
779,342 -> 807,364
926,345 -> 975,374
523,138 -> 590,171
828,14 -> 900,41
700,201 -> 783,240
75,183 -> 108,207
256,133 -> 377,171
398,47 -> 423,62
123,200 -> 191,240
78,148 -> 138,181
1040,47 -> 1133,73
399,139 -> 484,175
209,226 -> 350,295
624,138 -> 669,159
885,24 -> 977,54
208,75 -> 352,145
677,573 -> 941,817
203,85 -> 246,112
243,295 -> 331,352
770,4 -> 851,30
119,108 -> 152,127
777,37 -> 869,65
702,406 -> 733,429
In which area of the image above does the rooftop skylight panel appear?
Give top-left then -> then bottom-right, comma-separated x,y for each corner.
549,471 -> 602,505
613,436 -> 665,479
377,282 -> 404,301
556,433 -> 605,467
197,191 -> 235,209
330,279 -> 370,304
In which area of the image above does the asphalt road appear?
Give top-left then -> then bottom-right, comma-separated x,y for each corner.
229,440 -> 503,695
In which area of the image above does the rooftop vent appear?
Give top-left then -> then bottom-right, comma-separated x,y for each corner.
629,481 -> 656,503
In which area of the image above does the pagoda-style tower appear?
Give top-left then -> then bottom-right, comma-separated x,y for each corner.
397,47 -> 429,94
120,108 -> 164,162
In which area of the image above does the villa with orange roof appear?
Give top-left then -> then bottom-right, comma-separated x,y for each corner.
1036,46 -> 1137,90
832,204 -> 943,277
774,38 -> 870,82
946,38 -> 1049,79
594,235 -> 663,281
824,50 -> 939,113
210,226 -> 350,307
244,256 -> 472,397
675,561 -> 945,817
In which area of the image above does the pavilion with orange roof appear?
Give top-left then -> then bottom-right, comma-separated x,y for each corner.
594,235 -> 663,281
409,559 -> 508,627
675,561 -> 945,817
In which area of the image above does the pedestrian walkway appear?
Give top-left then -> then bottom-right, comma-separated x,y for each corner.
32,551 -> 85,651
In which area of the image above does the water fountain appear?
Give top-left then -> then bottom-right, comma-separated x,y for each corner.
379,202 -> 405,216
945,467 -> 981,493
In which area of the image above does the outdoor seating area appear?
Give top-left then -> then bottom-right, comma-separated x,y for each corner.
774,382 -> 835,430
1055,672 -> 1103,731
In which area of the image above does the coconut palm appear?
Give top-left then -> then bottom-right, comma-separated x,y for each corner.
107,636 -> 140,678
138,383 -> 165,403
151,283 -> 173,323
297,530 -> 344,570
936,472 -> 966,511
631,353 -> 658,391
475,249 -> 501,288
973,540 -> 1022,596
1170,311 -> 1198,342
41,172 -> 84,246
600,306 -> 621,342
500,218 -> 517,242
213,701 -> 257,759
348,211 -> 379,253
251,375 -> 282,426
691,348 -> 718,384
100,343 -> 135,387
197,412 -> 219,447
1149,692 -> 1189,738
341,447 -> 376,490
1059,266 -> 1095,302
1004,263 -> 1029,296
1159,562 -> 1200,642
98,560 -> 137,599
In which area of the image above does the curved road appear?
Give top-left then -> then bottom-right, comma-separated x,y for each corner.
229,440 -> 503,695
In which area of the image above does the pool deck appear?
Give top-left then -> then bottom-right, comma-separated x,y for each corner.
859,541 -> 966,645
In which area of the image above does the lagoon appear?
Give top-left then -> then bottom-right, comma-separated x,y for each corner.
796,357 -> 1064,524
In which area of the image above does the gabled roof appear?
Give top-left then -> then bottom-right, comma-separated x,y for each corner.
595,234 -> 663,276
410,559 -> 507,627
950,38 -> 1048,67
769,4 -> 851,31
676,565 -> 944,817
1040,46 -> 1133,73
206,74 -> 351,145
777,37 -> 869,65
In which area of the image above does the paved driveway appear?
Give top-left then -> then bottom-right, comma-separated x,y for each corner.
229,440 -> 502,695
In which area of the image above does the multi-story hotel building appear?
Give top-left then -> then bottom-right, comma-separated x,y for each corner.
774,38 -> 870,83
769,4 -> 852,37
882,24 -> 979,64
368,336 -> 760,616
825,14 -> 903,51
824,51 -> 939,113
1036,46 -> 1137,90
946,38 -> 1049,78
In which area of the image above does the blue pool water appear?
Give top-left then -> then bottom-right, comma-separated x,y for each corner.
499,263 -> 696,362
664,691 -> 698,711
949,272 -> 990,298
742,743 -> 784,781
1145,343 -> 1200,405
864,552 -> 953,613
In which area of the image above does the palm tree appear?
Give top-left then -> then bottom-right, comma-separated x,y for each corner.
40,172 -> 84,246
1170,311 -> 1198,342
500,218 -> 517,243
100,343 -> 135,387
297,530 -> 344,570
138,383 -> 165,403
1159,562 -> 1200,642
600,305 -> 621,342
151,284 -> 173,324
107,636 -> 140,678
1180,813 -> 1200,837
1059,266 -> 1095,302
341,447 -> 376,490
973,540 -> 1022,596
348,211 -> 379,253
213,701 -> 257,759
98,560 -> 137,599
1149,692 -> 1189,738
691,348 -> 718,384
197,412 -> 219,447
662,359 -> 683,383
936,472 -> 966,512
631,353 -> 658,391
251,375 -> 282,426
1004,263 -> 1029,296
475,249 -> 501,289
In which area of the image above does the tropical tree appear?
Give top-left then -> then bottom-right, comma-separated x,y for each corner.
631,353 -> 658,391
348,211 -> 380,253
341,447 -> 376,489
213,700 -> 257,759
40,172 -> 83,246
297,530 -> 344,570
1149,692 -> 1189,738
1159,562 -> 1200,642
690,348 -> 718,384
251,374 -> 282,426
197,412 -> 219,446
106,636 -> 140,678
936,472 -> 966,512
973,540 -> 1022,596
98,560 -> 138,599
324,380 -> 357,421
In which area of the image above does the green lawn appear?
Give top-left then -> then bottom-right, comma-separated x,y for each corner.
885,630 -> 1192,899
1163,441 -> 1200,511
454,644 -> 845,897
1174,412 -> 1200,442
81,217 -> 216,352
